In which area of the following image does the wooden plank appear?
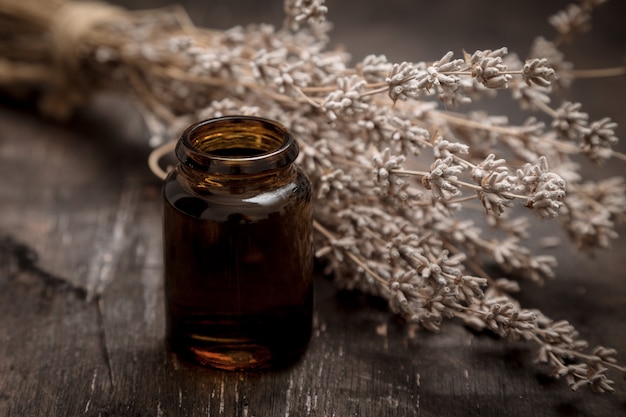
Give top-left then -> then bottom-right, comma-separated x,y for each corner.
1,0 -> 626,415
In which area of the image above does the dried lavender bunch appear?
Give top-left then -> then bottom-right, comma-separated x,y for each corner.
0,0 -> 625,392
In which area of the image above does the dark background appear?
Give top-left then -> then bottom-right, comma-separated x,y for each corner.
1,1 -> 625,416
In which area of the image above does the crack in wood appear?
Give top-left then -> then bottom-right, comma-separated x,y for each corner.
96,296 -> 115,389
0,234 -> 87,300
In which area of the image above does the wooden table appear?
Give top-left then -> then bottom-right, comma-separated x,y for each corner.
1,1 -> 625,415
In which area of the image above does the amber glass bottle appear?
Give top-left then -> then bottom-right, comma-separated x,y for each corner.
163,116 -> 313,370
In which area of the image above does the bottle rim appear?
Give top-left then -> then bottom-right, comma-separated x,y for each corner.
176,116 -> 299,175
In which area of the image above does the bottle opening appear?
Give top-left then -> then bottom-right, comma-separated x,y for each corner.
206,147 -> 267,158
177,116 -> 298,175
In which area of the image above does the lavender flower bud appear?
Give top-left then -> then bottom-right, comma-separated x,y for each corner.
522,58 -> 556,87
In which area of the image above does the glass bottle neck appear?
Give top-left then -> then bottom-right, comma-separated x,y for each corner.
176,116 -> 298,174
174,116 -> 299,194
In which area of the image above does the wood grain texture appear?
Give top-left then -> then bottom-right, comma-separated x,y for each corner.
1,1 -> 626,416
